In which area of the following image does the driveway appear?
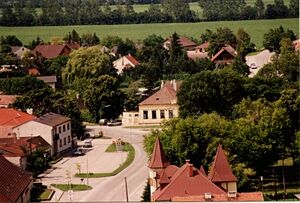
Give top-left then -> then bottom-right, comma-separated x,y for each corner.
40,125 -> 149,202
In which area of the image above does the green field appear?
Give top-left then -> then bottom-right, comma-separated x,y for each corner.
0,18 -> 298,48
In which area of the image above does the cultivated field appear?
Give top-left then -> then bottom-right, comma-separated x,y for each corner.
0,18 -> 298,48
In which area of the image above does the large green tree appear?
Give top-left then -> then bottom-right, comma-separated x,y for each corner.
178,68 -> 245,118
83,75 -> 124,122
62,46 -> 117,92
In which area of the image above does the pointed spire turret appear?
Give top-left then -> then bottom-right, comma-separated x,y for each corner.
208,144 -> 237,183
148,136 -> 170,169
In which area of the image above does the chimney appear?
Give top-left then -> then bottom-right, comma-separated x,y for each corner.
172,79 -> 177,91
161,80 -> 164,89
227,191 -> 237,198
188,164 -> 194,177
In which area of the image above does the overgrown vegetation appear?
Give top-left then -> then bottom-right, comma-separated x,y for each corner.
51,184 -> 92,191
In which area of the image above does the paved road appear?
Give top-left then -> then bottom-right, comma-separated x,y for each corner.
79,125 -> 149,202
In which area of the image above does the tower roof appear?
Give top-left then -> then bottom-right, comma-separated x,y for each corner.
199,165 -> 207,176
148,136 -> 170,169
208,144 -> 237,182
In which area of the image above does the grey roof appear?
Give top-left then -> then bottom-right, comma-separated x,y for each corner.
34,112 -> 70,127
36,76 -> 57,83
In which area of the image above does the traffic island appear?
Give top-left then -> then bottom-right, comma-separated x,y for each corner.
75,142 -> 135,178
51,184 -> 92,191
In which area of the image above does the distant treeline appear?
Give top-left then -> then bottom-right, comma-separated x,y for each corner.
0,0 -> 298,26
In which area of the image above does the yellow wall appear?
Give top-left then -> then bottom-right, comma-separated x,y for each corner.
138,104 -> 179,125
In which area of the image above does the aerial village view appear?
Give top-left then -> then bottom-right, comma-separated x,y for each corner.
0,0 -> 299,202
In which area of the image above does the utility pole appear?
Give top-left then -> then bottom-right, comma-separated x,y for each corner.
282,158 -> 286,200
125,177 -> 129,202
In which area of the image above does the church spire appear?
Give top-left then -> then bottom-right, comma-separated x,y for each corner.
148,136 -> 170,169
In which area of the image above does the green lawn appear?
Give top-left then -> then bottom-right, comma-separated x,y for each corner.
51,184 -> 92,191
0,18 -> 298,48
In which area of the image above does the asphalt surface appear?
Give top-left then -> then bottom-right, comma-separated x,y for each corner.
39,125 -> 149,202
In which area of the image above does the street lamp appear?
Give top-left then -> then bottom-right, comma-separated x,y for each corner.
99,105 -> 111,136
260,176 -> 264,194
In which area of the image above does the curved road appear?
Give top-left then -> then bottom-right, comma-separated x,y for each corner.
80,126 -> 149,202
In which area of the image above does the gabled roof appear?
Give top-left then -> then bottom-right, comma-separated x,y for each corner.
139,80 -> 182,106
172,192 -> 264,202
148,136 -> 170,169
159,170 -> 171,184
27,67 -> 40,76
34,44 -> 71,59
0,95 -> 19,106
152,161 -> 226,201
0,108 -> 36,126
66,42 -> 80,50
125,54 -> 139,66
178,37 -> 197,47
0,155 -> 32,202
199,165 -> 206,176
195,41 -> 210,50
208,144 -> 237,183
0,136 -> 51,157
211,45 -> 237,62
34,112 -> 70,127
158,165 -> 179,179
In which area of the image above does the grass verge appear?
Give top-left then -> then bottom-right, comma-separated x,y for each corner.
51,184 -> 92,191
75,142 -> 135,178
124,125 -> 161,129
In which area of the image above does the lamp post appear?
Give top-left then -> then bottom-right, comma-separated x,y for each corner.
43,153 -> 47,171
260,176 -> 264,194
99,104 -> 111,136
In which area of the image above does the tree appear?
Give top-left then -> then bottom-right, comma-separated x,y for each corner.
0,35 -> 22,46
263,26 -> 296,53
62,46 -> 117,92
289,0 -> 299,17
230,57 -> 250,76
254,0 -> 265,18
13,88 -> 84,139
162,0 -> 197,22
177,68 -> 245,118
83,75 -> 124,122
236,28 -> 255,60
141,182 -> 151,202
168,32 -> 185,63
81,33 -> 100,46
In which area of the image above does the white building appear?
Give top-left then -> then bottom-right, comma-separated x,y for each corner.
13,112 -> 72,155
113,54 -> 139,74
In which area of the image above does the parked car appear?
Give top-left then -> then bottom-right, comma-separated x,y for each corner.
83,139 -> 92,148
73,148 -> 85,156
107,120 -> 122,126
99,119 -> 108,125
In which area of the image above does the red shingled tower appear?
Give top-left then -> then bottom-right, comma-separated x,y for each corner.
148,136 -> 170,169
208,144 -> 237,192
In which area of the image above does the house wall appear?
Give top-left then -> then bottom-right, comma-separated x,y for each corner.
149,170 -> 158,196
220,182 -> 237,192
0,126 -> 13,138
113,57 -> 133,74
5,156 -> 27,170
13,120 -> 72,155
16,179 -> 33,203
122,112 -> 139,126
138,104 -> 179,125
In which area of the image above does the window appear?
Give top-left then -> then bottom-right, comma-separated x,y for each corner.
143,110 -> 148,119
169,110 -> 174,118
68,136 -> 71,143
64,137 -> 66,145
160,110 -> 165,119
59,139 -> 62,147
63,125 -> 66,132
67,123 -> 70,130
59,126 -> 61,133
152,110 -> 157,119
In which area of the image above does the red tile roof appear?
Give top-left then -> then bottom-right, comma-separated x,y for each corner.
159,169 -> 171,184
125,54 -> 139,66
199,165 -> 206,176
34,44 -> 71,59
66,42 -> 80,50
178,37 -> 197,48
158,165 -> 179,179
172,192 -> 264,201
211,45 -> 237,62
0,155 -> 32,202
208,144 -> 237,183
148,136 -> 170,169
139,80 -> 182,106
0,95 -> 19,107
0,108 -> 36,127
152,161 -> 226,201
195,41 -> 210,50
27,67 -> 40,76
